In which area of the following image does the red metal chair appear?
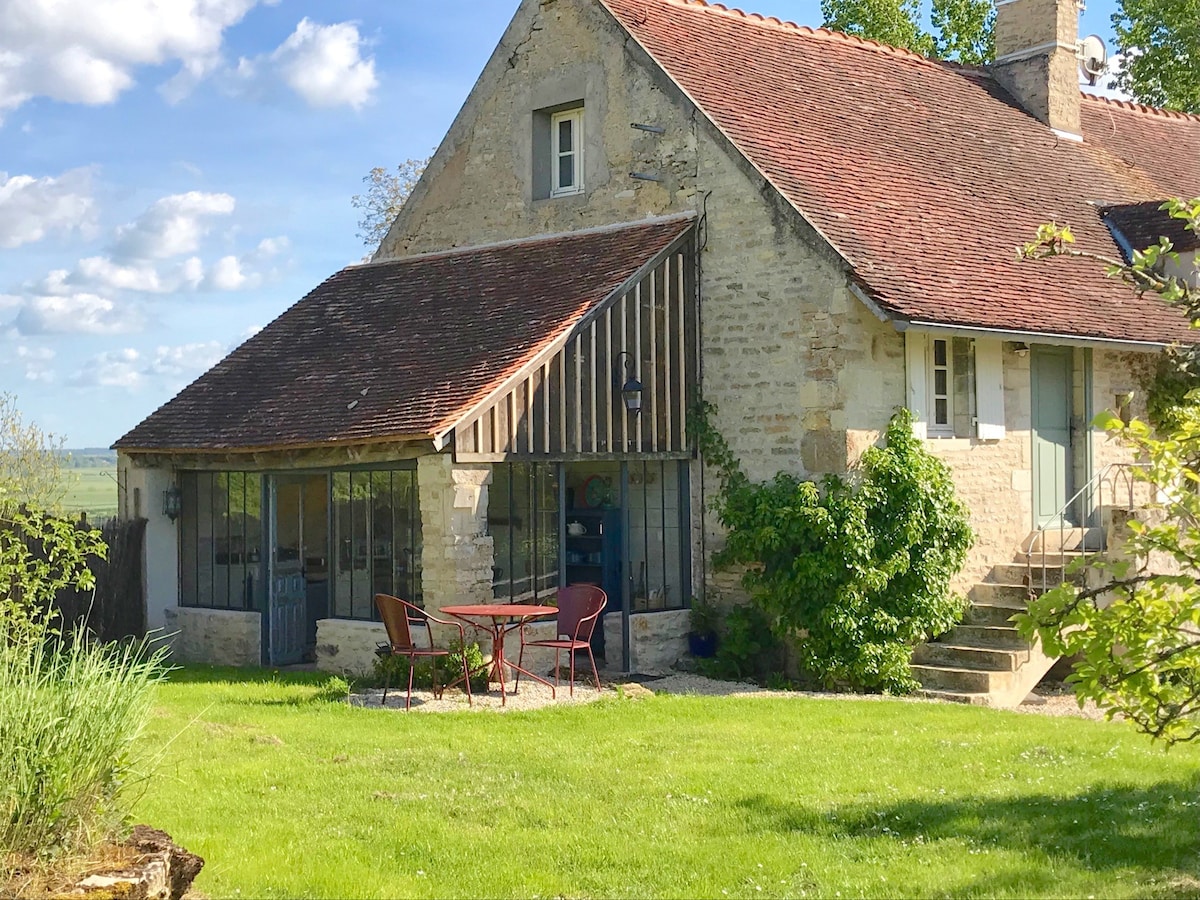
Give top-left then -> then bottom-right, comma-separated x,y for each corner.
515,585 -> 606,697
374,594 -> 473,710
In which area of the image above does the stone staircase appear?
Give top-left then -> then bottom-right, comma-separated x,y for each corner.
912,531 -> 1096,707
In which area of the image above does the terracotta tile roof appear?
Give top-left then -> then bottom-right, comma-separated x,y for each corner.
601,0 -> 1200,344
1101,200 -> 1200,255
115,216 -> 694,452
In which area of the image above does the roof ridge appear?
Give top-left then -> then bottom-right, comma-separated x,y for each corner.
664,0 -> 973,70
361,212 -> 695,270
1081,90 -> 1200,124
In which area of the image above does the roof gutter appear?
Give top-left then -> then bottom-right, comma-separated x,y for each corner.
897,319 -> 1171,351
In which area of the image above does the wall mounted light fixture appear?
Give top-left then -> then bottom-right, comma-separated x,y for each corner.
162,485 -> 182,522
614,351 -> 643,415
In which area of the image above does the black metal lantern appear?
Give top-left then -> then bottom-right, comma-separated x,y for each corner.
162,485 -> 182,522
615,351 -> 643,415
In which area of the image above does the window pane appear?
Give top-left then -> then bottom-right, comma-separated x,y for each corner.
180,473 -> 199,606
333,472 -> 353,618
558,118 -> 572,151
935,398 -> 949,424
934,369 -> 948,396
933,339 -> 947,366
558,152 -> 574,189
372,471 -> 394,599
243,474 -> 262,611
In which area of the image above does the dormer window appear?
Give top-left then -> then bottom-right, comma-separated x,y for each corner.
550,108 -> 583,196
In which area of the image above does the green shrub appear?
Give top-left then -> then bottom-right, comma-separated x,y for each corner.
372,641 -> 487,695
693,406 -> 973,694
0,615 -> 169,863
698,605 -> 782,683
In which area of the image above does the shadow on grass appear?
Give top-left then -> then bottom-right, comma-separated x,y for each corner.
735,777 -> 1200,892
164,664 -> 331,687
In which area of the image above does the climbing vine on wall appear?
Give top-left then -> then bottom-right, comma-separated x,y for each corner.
691,405 -> 974,693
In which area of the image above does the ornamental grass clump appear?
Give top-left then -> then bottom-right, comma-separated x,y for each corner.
0,608 -> 169,866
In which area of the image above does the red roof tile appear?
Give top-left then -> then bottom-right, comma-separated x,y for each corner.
115,217 -> 693,452
601,0 -> 1200,344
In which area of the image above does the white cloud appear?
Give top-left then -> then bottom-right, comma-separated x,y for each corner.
0,168 -> 95,248
235,19 -> 377,110
0,0 -> 262,114
15,344 -> 55,381
72,340 -> 226,389
13,293 -> 142,335
72,347 -> 143,388
110,191 -> 235,260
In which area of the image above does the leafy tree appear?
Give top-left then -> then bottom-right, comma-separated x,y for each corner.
820,0 -> 994,64
1017,198 -> 1200,745
351,158 -> 428,249
0,393 -> 67,513
1111,0 -> 1200,114
694,406 -> 973,693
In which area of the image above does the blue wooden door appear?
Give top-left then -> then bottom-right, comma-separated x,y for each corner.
269,478 -> 306,665
1031,346 -> 1075,526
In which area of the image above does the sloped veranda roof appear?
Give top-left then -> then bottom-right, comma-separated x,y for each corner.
115,216 -> 694,452
601,0 -> 1200,344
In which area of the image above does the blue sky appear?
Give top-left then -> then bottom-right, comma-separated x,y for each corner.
1,0 -> 1122,448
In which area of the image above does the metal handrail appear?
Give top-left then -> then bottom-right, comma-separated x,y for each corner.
1022,462 -> 1148,594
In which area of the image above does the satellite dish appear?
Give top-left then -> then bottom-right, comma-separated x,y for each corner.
1079,34 -> 1108,85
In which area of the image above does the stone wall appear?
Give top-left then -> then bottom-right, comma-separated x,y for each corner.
315,617 -> 387,675
418,455 -> 494,615
164,607 -> 260,667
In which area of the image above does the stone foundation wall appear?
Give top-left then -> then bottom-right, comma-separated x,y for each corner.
164,607 -> 260,667
315,618 -> 388,675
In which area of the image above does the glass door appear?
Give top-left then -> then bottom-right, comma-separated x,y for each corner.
269,475 -> 329,665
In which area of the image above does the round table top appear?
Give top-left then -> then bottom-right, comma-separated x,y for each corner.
440,603 -> 556,619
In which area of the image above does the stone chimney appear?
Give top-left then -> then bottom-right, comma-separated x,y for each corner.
991,0 -> 1082,139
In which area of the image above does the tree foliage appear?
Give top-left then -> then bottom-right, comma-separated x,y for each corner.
351,158 -> 429,249
1017,198 -> 1200,745
1111,0 -> 1200,114
820,0 -> 994,64
694,406 -> 973,693
0,393 -> 67,513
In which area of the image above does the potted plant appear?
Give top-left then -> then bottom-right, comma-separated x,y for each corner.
687,597 -> 720,658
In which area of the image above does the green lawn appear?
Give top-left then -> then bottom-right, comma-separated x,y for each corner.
136,668 -> 1200,899
61,467 -> 118,519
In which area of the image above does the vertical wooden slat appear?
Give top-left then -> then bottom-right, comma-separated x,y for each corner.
663,254 -> 674,450
677,250 -> 688,446
508,390 -> 518,453
649,265 -> 659,452
526,372 -> 536,455
473,418 -> 482,455
589,320 -> 598,452
573,334 -> 583,453
558,349 -> 567,454
542,361 -> 551,455
489,406 -> 498,455
604,305 -> 613,452
634,281 -> 643,453
620,291 -> 628,453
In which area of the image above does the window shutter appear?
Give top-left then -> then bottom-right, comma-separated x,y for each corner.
905,332 -> 928,439
975,338 -> 1006,440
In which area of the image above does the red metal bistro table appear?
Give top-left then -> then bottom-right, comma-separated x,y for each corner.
440,604 -> 556,706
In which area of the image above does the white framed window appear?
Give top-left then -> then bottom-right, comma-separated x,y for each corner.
550,108 -> 583,197
928,338 -> 954,436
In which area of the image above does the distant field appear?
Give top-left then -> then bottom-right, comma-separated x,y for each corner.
61,466 -> 119,519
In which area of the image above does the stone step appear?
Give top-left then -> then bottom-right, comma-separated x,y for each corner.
911,664 -> 1014,694
1024,527 -> 1105,554
944,624 -> 1030,649
912,643 -> 1025,672
962,602 -> 1024,627
969,582 -> 1030,605
989,562 -> 1079,589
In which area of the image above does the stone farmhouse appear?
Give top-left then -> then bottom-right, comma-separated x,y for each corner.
116,0 -> 1200,702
